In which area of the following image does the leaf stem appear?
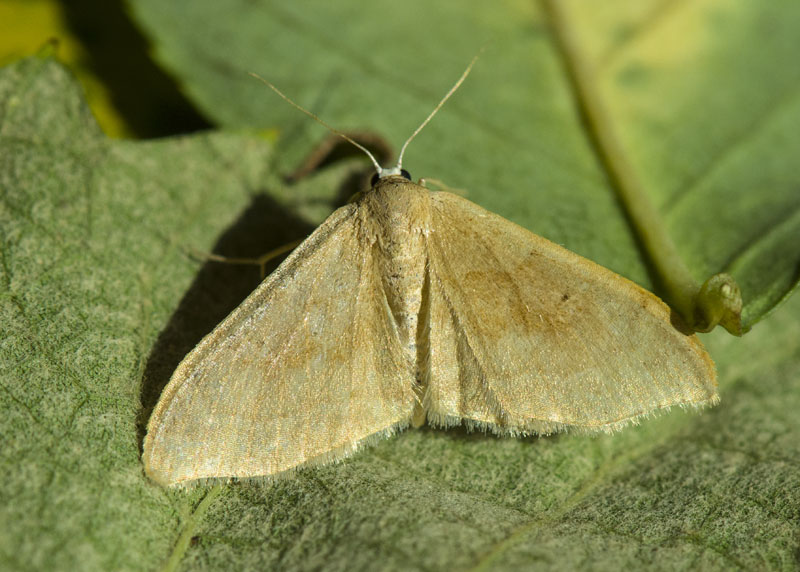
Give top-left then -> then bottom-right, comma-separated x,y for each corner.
161,485 -> 223,572
543,0 -> 742,335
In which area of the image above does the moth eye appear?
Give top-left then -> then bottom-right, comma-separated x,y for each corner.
370,170 -> 412,186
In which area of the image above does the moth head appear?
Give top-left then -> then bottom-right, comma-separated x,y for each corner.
370,168 -> 412,188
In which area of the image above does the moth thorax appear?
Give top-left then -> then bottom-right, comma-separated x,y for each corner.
362,179 -> 431,357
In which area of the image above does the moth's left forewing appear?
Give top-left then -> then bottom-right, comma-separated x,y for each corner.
143,206 -> 416,486
423,191 -> 717,435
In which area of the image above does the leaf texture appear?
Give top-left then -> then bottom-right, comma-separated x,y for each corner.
2,1 -> 800,569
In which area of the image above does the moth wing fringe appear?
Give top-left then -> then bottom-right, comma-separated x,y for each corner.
425,393 -> 719,438
164,419 -> 411,488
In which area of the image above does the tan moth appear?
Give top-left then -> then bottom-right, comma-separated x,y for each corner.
143,58 -> 717,487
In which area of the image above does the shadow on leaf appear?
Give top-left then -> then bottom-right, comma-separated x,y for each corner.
137,193 -> 315,454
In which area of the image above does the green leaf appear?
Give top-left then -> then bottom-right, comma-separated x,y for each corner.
127,0 -> 800,330
2,1 -> 800,570
0,56 -> 278,571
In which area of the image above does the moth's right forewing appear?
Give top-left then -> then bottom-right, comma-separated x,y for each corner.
424,191 -> 717,434
143,205 -> 416,486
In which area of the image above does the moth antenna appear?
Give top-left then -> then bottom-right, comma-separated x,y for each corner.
395,51 -> 481,171
249,72 -> 383,175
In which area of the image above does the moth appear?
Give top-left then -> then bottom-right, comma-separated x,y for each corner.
143,59 -> 717,486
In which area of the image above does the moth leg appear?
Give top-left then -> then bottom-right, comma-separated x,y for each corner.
187,240 -> 302,279
417,177 -> 468,197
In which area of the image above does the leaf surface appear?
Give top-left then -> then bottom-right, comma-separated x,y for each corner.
128,0 -> 800,326
2,1 -> 800,570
